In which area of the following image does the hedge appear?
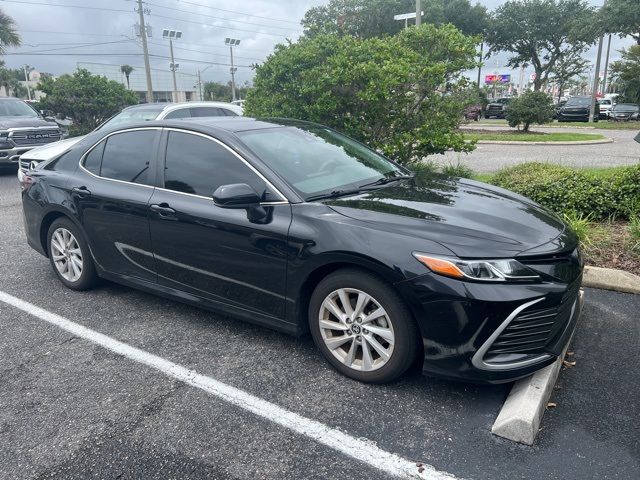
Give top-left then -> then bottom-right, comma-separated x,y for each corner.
491,162 -> 640,220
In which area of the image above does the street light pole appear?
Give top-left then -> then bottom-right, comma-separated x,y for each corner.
136,0 -> 154,103
225,38 -> 240,102
169,38 -> 178,102
602,34 -> 612,94
415,0 -> 421,26
589,0 -> 607,123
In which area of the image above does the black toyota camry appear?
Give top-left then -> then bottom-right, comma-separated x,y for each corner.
20,118 -> 584,384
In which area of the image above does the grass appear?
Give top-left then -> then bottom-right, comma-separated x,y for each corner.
463,131 -> 606,142
582,220 -> 640,275
474,118 -> 640,130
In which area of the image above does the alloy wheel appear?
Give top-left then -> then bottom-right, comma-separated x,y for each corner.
318,288 -> 395,372
51,227 -> 83,282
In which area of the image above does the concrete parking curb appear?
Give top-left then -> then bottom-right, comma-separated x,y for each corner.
475,138 -> 613,146
491,290 -> 583,445
582,265 -> 640,294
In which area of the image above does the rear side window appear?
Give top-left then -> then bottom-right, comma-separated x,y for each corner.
163,131 -> 268,199
164,108 -> 191,119
99,130 -> 156,184
83,140 -> 105,175
190,107 -> 225,117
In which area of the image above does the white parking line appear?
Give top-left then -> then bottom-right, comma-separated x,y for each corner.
0,290 -> 460,480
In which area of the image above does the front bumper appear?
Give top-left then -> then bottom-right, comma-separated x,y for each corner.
396,272 -> 584,383
0,146 -> 36,167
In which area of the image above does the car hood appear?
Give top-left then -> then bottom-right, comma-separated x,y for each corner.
20,135 -> 85,161
324,176 -> 575,258
0,117 -> 59,130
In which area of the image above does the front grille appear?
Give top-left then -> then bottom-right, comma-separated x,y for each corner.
10,129 -> 61,146
487,281 -> 581,356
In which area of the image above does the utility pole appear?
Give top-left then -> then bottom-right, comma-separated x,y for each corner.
23,65 -> 32,101
602,34 -> 612,94
197,69 -> 203,101
230,46 -> 236,101
476,41 -> 483,87
415,1 -> 421,26
136,0 -> 154,103
169,38 -> 178,102
589,0 -> 606,123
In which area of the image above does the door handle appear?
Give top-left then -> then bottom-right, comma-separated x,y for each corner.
150,203 -> 176,216
72,186 -> 91,197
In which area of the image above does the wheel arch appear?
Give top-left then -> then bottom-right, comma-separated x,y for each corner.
290,253 -> 407,333
39,208 -> 85,258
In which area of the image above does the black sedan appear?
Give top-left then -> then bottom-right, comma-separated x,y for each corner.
20,118 -> 584,384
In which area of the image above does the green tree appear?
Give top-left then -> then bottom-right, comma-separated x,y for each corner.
203,80 -> 250,101
0,9 -> 19,54
609,45 -> 640,103
603,0 -> 640,45
120,64 -> 134,89
549,50 -> 590,102
245,24 -> 478,164
301,0 -> 488,38
486,0 -> 598,91
37,69 -> 138,134
505,91 -> 555,132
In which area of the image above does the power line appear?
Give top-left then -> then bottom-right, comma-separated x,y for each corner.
11,40 -> 131,54
155,0 -> 300,25
143,0 -> 301,33
0,0 -> 131,13
146,40 -> 262,62
19,29 -> 127,37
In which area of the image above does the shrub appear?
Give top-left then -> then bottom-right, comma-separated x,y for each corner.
245,24 -> 479,165
491,162 -> 640,220
441,162 -> 475,178
505,91 -> 555,132
562,211 -> 594,245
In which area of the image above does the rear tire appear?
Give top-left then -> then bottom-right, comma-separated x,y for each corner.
308,269 -> 420,383
47,217 -> 98,291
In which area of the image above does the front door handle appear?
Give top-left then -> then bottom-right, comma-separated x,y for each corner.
150,203 -> 176,216
72,186 -> 91,197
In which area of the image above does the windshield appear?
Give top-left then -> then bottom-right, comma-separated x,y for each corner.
238,125 -> 404,199
0,99 -> 39,117
565,97 -> 590,107
99,105 -> 166,130
613,104 -> 638,112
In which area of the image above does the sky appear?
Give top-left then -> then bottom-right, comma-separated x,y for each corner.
0,0 -> 635,88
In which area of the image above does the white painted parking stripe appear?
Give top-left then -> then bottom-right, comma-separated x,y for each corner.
0,290 -> 460,480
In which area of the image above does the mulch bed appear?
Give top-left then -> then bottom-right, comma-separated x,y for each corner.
583,222 -> 640,276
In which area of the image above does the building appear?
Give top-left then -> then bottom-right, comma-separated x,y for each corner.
78,62 -> 201,103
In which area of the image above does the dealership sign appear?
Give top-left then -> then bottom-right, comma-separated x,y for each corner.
485,74 -> 511,84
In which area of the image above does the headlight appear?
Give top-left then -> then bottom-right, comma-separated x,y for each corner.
413,253 -> 540,282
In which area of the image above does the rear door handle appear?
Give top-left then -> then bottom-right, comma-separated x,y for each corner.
150,203 -> 176,216
72,186 -> 91,197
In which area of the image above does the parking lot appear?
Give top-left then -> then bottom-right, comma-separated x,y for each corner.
0,171 -> 638,479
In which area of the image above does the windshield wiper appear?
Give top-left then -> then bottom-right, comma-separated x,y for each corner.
358,174 -> 414,189
305,188 -> 363,202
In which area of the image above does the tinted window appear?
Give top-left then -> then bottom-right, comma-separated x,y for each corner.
164,108 -> 191,119
164,131 -> 268,199
100,130 -> 156,184
98,105 -> 165,129
83,140 -> 105,175
222,108 -> 239,117
189,107 -> 225,117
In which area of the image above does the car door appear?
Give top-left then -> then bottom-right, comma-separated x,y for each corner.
73,128 -> 161,283
147,128 -> 292,320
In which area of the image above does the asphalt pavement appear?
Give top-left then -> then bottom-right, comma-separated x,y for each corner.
433,125 -> 640,172
0,170 -> 638,479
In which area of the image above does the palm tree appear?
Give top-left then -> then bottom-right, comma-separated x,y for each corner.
0,10 -> 20,55
120,65 -> 134,89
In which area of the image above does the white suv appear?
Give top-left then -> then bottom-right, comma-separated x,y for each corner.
17,101 -> 242,181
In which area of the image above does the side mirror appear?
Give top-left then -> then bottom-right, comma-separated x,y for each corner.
213,183 -> 261,208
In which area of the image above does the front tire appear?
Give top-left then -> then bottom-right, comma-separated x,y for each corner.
308,269 -> 420,383
47,218 -> 98,291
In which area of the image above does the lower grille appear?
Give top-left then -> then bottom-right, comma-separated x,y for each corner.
487,281 -> 581,356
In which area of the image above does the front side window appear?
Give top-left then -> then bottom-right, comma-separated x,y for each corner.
163,108 -> 192,119
237,125 -> 403,199
98,130 -> 156,184
163,131 -> 269,199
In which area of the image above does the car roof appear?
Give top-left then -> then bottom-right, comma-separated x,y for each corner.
155,117 -> 314,133
123,101 -> 240,111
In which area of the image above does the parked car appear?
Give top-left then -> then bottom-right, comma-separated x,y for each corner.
20,117 -> 584,384
464,104 -> 482,121
597,98 -> 613,119
484,97 -> 511,119
0,97 -> 63,172
17,101 -> 242,181
553,100 -> 567,119
609,103 -> 640,121
557,96 -> 599,122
